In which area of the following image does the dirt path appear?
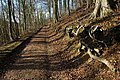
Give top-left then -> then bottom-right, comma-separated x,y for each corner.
1,26 -> 51,79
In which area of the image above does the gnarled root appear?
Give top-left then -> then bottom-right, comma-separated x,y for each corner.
87,48 -> 116,72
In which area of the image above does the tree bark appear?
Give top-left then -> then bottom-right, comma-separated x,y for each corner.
12,0 -> 19,39
48,0 -> 52,20
8,0 -> 14,41
64,0 -> 67,13
67,0 -> 70,16
90,0 -> 114,19
53,0 -> 58,23
22,0 -> 27,32
59,0 -> 62,17
100,0 -> 113,17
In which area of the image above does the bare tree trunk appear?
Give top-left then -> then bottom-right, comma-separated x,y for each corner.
18,0 -> 23,36
1,0 -> 10,42
12,0 -> 19,39
90,0 -> 113,19
71,0 -> 74,8
100,0 -> 113,17
22,0 -> 27,33
64,0 -> 67,13
59,0 -> 62,17
53,0 -> 58,23
8,0 -> 14,41
48,0 -> 52,20
67,0 -> 70,16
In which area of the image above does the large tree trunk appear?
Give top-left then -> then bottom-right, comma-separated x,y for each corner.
90,0 -> 114,19
100,0 -> 113,17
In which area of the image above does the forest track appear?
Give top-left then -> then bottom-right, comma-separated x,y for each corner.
0,26 -> 53,80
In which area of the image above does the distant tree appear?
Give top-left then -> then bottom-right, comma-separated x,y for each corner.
18,0 -> 22,35
21,0 -> 27,33
0,0 -> 9,43
0,0 -> 49,45
59,0 -> 62,17
64,0 -> 67,13
67,0 -> 70,15
8,0 -> 14,40
12,0 -> 19,39
53,0 -> 58,23
71,0 -> 74,8
48,0 -> 52,20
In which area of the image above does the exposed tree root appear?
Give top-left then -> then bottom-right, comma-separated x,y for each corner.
87,48 -> 116,72
65,23 -> 118,72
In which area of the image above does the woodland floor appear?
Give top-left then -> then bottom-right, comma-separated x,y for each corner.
0,7 -> 120,80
